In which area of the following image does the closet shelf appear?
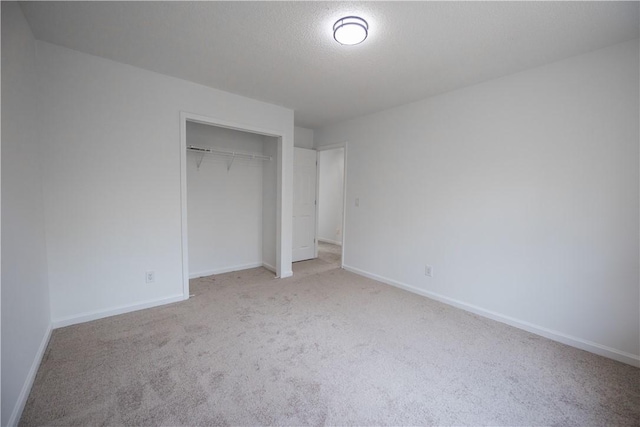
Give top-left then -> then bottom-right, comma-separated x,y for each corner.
188,145 -> 271,171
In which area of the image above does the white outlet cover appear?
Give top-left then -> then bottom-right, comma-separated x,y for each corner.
146,271 -> 155,283
425,265 -> 434,277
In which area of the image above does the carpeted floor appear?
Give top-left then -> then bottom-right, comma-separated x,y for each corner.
316,241 -> 341,265
21,243 -> 639,426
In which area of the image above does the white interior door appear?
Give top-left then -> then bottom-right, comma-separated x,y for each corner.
292,147 -> 317,262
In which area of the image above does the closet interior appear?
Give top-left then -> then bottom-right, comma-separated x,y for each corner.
186,121 -> 278,278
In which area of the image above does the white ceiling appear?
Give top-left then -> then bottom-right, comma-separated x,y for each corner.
20,1 -> 639,129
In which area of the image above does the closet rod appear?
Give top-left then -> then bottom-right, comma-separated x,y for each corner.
187,145 -> 271,161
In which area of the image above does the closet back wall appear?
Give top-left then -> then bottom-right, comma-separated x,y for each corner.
187,122 -> 265,278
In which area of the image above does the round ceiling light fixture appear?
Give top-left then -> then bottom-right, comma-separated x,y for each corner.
333,16 -> 368,46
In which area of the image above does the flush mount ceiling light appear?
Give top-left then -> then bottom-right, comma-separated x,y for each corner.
333,16 -> 368,45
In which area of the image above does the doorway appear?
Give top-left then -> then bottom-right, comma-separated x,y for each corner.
316,145 -> 346,267
180,112 -> 287,299
185,121 -> 278,281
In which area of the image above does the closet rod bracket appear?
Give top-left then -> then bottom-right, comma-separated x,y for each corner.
226,155 -> 235,172
196,152 -> 205,170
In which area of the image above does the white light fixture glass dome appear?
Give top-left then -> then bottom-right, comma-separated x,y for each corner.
333,16 -> 368,45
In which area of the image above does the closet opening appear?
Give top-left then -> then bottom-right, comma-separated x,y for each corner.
180,113 -> 283,298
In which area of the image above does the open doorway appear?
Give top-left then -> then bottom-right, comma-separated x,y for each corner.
316,146 -> 346,267
180,112 -> 287,298
185,122 -> 278,280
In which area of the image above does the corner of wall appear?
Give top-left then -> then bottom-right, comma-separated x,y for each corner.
294,126 -> 315,149
2,2 -> 54,425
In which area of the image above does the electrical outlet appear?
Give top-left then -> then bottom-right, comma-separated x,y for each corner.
355,197 -> 360,207
425,265 -> 434,277
146,271 -> 155,283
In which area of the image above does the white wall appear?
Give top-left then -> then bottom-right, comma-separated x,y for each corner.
318,148 -> 344,245
294,126 -> 314,149
1,3 -> 52,425
36,41 -> 294,326
262,136 -> 279,272
315,39 -> 640,365
187,123 -> 267,277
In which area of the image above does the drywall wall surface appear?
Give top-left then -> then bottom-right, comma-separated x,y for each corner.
186,123 -> 264,277
294,126 -> 314,149
315,39 -> 640,360
36,41 -> 294,323
1,3 -> 52,425
318,148 -> 344,245
262,136 -> 278,272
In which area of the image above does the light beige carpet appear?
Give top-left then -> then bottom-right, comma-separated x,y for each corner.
21,246 -> 639,426
317,241 -> 341,265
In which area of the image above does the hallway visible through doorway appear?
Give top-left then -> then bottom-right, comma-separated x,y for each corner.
318,241 -> 341,267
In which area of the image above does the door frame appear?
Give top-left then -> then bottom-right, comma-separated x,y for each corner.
180,111 -> 287,300
315,142 -> 348,268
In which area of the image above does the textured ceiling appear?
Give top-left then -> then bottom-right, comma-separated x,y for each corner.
20,1 -> 640,128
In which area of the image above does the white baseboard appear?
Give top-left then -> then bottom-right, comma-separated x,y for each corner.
8,323 -> 53,427
318,238 -> 342,246
52,294 -> 185,329
262,262 -> 276,273
192,262 -> 283,278
342,264 -> 640,368
280,270 -> 293,278
189,262 -> 264,279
